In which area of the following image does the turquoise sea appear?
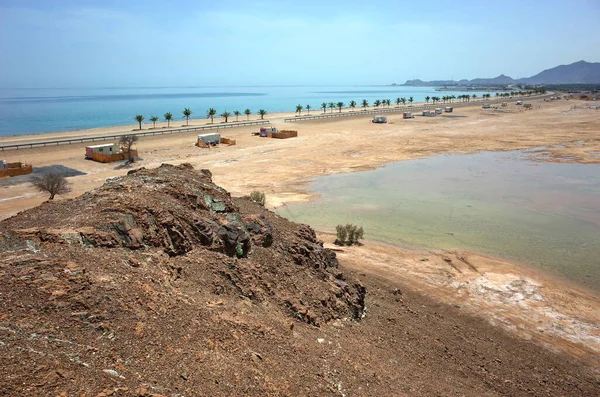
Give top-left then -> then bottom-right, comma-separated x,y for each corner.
0,86 -> 490,136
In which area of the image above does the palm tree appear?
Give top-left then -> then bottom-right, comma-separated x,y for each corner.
206,108 -> 217,124
328,102 -> 335,113
234,110 -> 240,122
425,96 -> 430,104
400,97 -> 406,106
395,98 -> 401,107
296,104 -> 303,116
321,102 -> 327,113
244,109 -> 252,120
361,99 -> 368,110
134,114 -> 144,130
336,101 -> 344,112
164,112 -> 173,127
374,99 -> 381,108
306,104 -> 311,115
472,94 -> 477,100
183,108 -> 192,125
409,96 -> 414,105
349,100 -> 356,111
150,115 -> 158,128
220,111 -> 231,123
258,109 -> 267,119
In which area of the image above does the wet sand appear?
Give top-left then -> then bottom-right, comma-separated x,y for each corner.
1,98 -> 599,363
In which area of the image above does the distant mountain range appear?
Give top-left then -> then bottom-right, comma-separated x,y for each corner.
403,60 -> 600,87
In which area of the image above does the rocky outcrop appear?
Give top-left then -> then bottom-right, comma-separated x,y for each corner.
0,163 -> 365,326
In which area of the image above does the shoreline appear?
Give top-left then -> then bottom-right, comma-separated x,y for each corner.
0,94 -> 537,144
1,97 -> 598,363
319,233 -> 600,365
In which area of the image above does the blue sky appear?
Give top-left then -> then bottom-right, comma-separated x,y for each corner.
1,0 -> 599,87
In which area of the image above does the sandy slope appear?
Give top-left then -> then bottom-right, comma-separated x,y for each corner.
1,98 -> 599,364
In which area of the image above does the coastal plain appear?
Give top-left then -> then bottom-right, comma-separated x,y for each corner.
1,98 -> 599,378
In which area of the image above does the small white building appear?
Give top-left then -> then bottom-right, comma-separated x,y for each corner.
372,116 -> 387,123
85,143 -> 120,159
197,133 -> 221,146
444,107 -> 453,113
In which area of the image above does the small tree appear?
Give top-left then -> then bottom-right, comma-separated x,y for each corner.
349,100 -> 356,111
258,109 -> 267,119
337,101 -> 344,112
321,102 -> 327,113
425,96 -> 430,103
249,190 -> 266,205
31,172 -> 71,200
119,134 -> 139,163
328,102 -> 335,113
207,108 -> 217,123
183,108 -> 192,125
361,99 -> 369,110
244,108 -> 252,120
164,112 -> 173,127
150,115 -> 159,128
296,104 -> 303,116
234,110 -> 240,122
134,114 -> 144,130
306,104 -> 311,115
220,111 -> 231,123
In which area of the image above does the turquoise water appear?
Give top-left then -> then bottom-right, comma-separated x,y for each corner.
277,152 -> 600,291
0,86 -> 489,136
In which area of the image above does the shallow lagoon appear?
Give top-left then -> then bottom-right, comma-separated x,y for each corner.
277,152 -> 600,291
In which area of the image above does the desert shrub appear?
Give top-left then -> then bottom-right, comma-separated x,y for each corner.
31,172 -> 71,200
249,190 -> 266,206
335,224 -> 364,246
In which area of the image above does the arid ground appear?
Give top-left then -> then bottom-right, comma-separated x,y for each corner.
1,98 -> 599,372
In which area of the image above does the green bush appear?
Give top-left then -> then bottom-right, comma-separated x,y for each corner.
249,190 -> 266,206
334,224 -> 364,246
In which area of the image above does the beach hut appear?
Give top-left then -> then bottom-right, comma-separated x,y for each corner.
0,161 -> 33,178
403,112 -> 414,119
422,110 -> 435,117
435,108 -> 443,114
372,116 -> 387,123
85,143 -> 120,159
85,143 -> 136,163
259,127 -> 277,137
197,133 -> 221,147
523,103 -> 532,109
516,100 -> 523,105
482,103 -> 491,109
444,107 -> 453,113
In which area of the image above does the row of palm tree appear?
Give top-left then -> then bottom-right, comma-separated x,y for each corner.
133,107 -> 268,129
134,88 -> 548,127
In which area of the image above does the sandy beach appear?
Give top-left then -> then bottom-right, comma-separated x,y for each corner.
1,98 -> 599,364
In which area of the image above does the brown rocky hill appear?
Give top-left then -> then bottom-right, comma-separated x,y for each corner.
0,164 -> 598,396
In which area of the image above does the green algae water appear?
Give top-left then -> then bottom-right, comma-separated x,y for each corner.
277,152 -> 600,291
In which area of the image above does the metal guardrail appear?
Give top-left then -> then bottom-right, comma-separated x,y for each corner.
0,120 -> 271,151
